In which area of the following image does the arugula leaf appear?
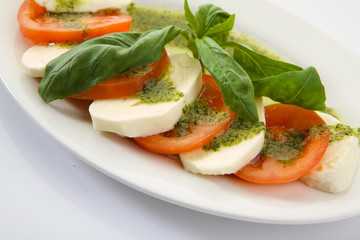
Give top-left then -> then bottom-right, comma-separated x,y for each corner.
39,26 -> 182,103
195,37 -> 259,121
224,41 -> 302,80
253,67 -> 326,110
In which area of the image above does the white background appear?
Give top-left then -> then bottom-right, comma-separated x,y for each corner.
1,0 -> 360,239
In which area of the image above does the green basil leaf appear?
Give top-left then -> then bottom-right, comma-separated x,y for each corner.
195,4 -> 231,38
195,37 -> 258,121
204,14 -> 235,38
253,66 -> 326,110
39,26 -> 182,103
224,41 -> 302,80
184,0 -> 199,35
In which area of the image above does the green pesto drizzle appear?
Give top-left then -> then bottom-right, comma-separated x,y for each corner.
45,12 -> 92,30
261,130 -> 307,166
261,125 -> 328,167
139,76 -> 184,104
173,101 -> 229,137
126,3 -> 188,47
55,0 -> 82,12
203,117 -> 265,152
328,124 -> 359,143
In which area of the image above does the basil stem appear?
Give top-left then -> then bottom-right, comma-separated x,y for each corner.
39,26 -> 182,103
196,37 -> 259,121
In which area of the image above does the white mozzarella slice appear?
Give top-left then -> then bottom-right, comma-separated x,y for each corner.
180,98 -> 266,175
35,0 -> 130,13
21,44 -> 70,78
300,112 -> 360,193
165,45 -> 193,57
20,43 -> 187,79
89,53 -> 202,138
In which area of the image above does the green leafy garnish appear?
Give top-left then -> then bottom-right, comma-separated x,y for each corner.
183,1 -> 326,120
196,37 -> 258,121
39,26 -> 182,103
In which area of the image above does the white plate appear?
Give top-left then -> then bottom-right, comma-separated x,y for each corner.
2,0 -> 360,224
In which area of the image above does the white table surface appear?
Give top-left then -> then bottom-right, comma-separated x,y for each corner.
1,0 -> 360,239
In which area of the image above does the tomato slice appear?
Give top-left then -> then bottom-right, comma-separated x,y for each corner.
235,104 -> 330,184
17,0 -> 132,43
133,74 -> 236,154
70,49 -> 170,100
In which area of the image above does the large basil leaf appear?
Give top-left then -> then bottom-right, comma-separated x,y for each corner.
195,37 -> 259,121
253,67 -> 326,110
39,26 -> 182,103
224,42 -> 302,80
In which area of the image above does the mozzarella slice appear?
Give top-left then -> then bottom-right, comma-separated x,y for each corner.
21,44 -> 70,78
180,98 -> 266,175
300,112 -> 360,193
35,0 -> 130,13
89,54 -> 202,138
21,44 -> 189,79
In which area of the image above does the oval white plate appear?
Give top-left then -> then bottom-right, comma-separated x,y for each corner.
2,0 -> 360,224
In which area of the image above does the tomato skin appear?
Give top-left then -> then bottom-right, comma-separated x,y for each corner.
133,74 -> 236,154
17,0 -> 132,43
235,104 -> 330,184
134,119 -> 235,154
70,49 -> 170,100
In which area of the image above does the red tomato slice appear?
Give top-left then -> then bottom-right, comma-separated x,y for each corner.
235,104 -> 330,184
70,49 -> 170,100
17,0 -> 132,43
133,74 -> 236,154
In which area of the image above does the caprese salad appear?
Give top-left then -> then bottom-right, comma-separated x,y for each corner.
18,0 -> 360,193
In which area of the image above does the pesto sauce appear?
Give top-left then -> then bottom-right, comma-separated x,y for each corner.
261,125 -> 329,166
126,3 -> 188,47
261,130 -> 307,166
45,12 -> 92,30
174,101 -> 229,137
328,124 -> 359,143
139,75 -> 184,104
55,0 -> 82,12
203,117 -> 265,152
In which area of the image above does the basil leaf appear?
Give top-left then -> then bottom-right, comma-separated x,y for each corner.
39,26 -> 182,103
195,4 -> 231,37
253,67 -> 326,110
195,37 -> 258,121
184,0 -> 199,34
184,2 -> 233,57
204,14 -> 235,38
224,41 -> 302,80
